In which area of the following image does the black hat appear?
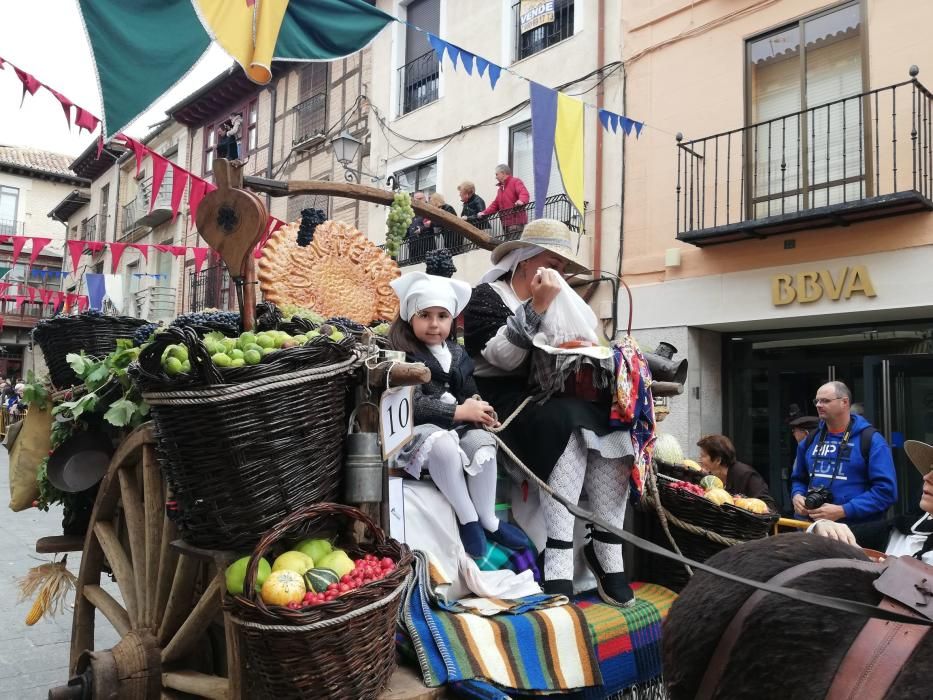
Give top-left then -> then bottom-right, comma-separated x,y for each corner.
46,430 -> 114,493
789,416 -> 820,431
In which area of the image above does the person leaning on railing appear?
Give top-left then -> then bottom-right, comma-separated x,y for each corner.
475,164 -> 530,233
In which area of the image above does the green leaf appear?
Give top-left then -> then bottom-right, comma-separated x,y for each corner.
85,363 -> 111,389
137,401 -> 151,417
104,398 -> 137,427
66,353 -> 88,376
116,338 -> 134,351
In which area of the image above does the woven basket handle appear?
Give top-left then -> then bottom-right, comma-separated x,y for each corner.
136,326 -> 224,386
241,503 -> 388,612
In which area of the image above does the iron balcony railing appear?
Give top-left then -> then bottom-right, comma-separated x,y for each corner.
0,219 -> 25,236
292,93 -> 327,147
676,72 -> 933,243
81,214 -> 98,242
398,50 -> 439,115
187,263 -> 233,312
385,193 -> 582,267
134,285 -> 176,321
513,0 -> 574,62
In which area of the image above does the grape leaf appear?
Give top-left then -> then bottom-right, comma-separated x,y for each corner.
66,353 -> 88,376
104,398 -> 137,427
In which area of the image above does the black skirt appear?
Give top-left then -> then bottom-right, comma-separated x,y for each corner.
476,376 -> 616,482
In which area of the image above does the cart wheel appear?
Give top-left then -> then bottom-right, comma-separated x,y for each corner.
55,423 -> 235,700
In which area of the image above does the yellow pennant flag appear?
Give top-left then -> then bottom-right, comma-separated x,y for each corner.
194,0 -> 290,84
554,92 -> 585,217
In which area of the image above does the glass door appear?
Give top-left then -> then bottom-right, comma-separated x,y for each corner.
864,355 -> 933,514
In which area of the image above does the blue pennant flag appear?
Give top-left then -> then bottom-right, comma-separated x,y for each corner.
459,50 -> 474,75
634,120 -> 644,138
445,43 -> 460,69
487,63 -> 502,89
475,55 -> 489,77
620,116 -> 634,136
598,109 -> 612,132
427,33 -> 447,63
609,112 -> 619,133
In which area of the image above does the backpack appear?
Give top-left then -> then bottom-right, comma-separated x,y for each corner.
802,425 -> 878,466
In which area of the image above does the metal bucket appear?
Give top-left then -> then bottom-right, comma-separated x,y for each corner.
344,409 -> 383,503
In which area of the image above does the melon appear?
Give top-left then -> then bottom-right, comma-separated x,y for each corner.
304,567 -> 340,593
654,433 -> 685,466
704,488 -> 734,506
260,570 -> 306,606
682,459 -> 702,472
699,475 -> 724,492
734,497 -> 770,514
271,550 -> 314,574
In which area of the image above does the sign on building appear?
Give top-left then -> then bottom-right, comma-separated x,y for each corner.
520,0 -> 555,34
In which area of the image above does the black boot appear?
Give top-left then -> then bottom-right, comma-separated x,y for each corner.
583,525 -> 635,607
538,538 -> 574,597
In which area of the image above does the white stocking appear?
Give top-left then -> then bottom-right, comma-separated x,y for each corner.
466,446 -> 500,532
540,433 -> 587,581
425,432 -> 478,525
584,454 -> 631,573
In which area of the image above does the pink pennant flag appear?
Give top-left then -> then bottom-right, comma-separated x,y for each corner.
52,291 -> 64,308
108,242 -> 127,273
169,245 -> 187,257
66,239 -> 85,274
131,243 -> 149,261
192,247 -> 209,274
0,235 -> 9,245
0,316 -> 4,331
28,237 -> 52,266
13,67 -> 40,105
254,217 -> 285,258
74,107 -> 100,134
14,295 -> 26,312
38,288 -> 53,305
117,134 -> 148,177
77,295 -> 89,312
153,244 -> 173,254
10,236 -> 28,266
169,164 -> 189,221
149,153 -> 169,213
187,178 -> 208,225
26,287 -> 36,302
0,283 -> 9,296
47,88 -> 74,127
86,241 -> 105,254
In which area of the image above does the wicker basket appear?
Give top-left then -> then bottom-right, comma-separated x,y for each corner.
130,327 -> 364,549
226,503 -> 413,699
32,313 -> 150,388
655,458 -> 707,485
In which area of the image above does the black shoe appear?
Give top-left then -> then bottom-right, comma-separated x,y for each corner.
583,525 -> 635,608
538,537 -> 574,597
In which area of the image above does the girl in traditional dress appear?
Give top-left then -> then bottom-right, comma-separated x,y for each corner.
389,272 -> 528,557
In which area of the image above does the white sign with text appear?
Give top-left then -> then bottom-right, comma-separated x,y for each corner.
380,385 -> 414,460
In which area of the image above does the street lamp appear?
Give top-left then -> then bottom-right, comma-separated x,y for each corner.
329,130 -> 397,188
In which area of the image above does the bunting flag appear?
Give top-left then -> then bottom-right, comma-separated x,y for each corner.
254,216 -> 286,258
192,247 -> 209,274
554,92 -> 585,218
28,237 -> 52,266
597,108 -> 643,138
131,243 -> 150,261
38,288 -> 54,305
109,242 -> 128,273
66,240 -> 86,275
427,33 -> 502,90
170,165 -> 189,221
529,82 -> 558,220
187,178 -> 209,225
149,154 -> 169,213
76,0 -> 394,137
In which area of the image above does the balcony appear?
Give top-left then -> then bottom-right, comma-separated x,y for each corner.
187,264 -> 233,312
122,174 -> 174,237
81,214 -> 98,242
0,219 -> 25,236
292,93 -> 327,150
513,0 -> 575,62
398,50 -> 439,115
134,285 -> 176,322
386,193 -> 581,267
676,74 -> 933,246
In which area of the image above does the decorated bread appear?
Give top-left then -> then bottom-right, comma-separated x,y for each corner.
257,219 -> 400,323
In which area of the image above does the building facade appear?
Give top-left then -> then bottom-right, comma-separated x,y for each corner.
621,0 -> 933,513
366,0 -> 624,296
0,146 -> 80,379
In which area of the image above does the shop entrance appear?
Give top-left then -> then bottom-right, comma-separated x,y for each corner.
723,321 -> 933,515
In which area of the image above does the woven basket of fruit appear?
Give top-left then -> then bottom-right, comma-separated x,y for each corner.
129,326 -> 365,549
225,503 -> 413,700
654,458 -> 706,486
32,312 -> 150,389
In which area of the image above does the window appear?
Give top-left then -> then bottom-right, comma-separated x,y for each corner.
247,99 -> 259,152
399,0 -> 440,114
295,64 -> 328,145
509,121 -> 566,203
395,159 -> 437,195
747,2 -> 864,216
98,184 -> 110,243
513,0 -> 575,62
204,125 -> 217,174
0,185 -> 19,235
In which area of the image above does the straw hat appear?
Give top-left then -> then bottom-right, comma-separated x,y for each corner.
905,440 -> 933,476
490,219 -> 588,275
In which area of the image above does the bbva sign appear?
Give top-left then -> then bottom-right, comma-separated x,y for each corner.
771,265 -> 877,305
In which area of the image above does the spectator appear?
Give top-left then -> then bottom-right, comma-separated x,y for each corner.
697,434 -> 777,512
216,112 -> 243,161
406,192 -> 435,261
8,382 -> 25,416
477,164 -> 530,235
790,381 -> 897,525
789,415 -> 820,444
406,192 -> 430,238
428,192 -> 460,249
458,181 -> 488,230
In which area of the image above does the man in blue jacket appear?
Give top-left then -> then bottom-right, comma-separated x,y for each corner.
791,381 -> 897,524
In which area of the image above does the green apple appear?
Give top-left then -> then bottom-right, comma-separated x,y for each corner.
256,334 -> 275,349
244,349 -> 262,365
229,348 -> 245,361
163,356 -> 183,376
225,556 -> 271,596
211,352 -> 232,367
271,550 -> 315,574
295,538 -> 332,564
237,331 -> 256,349
317,549 -> 354,578
230,358 -> 245,367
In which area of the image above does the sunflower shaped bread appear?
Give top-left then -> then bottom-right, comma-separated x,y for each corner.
257,219 -> 400,324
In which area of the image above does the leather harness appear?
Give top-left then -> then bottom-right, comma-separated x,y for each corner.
696,556 -> 932,700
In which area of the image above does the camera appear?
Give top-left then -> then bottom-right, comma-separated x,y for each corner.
804,486 -> 833,510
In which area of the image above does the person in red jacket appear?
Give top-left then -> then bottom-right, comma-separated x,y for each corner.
477,164 -> 530,232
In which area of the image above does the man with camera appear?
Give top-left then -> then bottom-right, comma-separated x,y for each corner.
790,381 -> 896,524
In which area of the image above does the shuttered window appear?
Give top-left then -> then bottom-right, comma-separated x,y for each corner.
509,121 -> 566,203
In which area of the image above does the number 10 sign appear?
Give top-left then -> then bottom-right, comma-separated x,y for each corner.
380,386 -> 414,460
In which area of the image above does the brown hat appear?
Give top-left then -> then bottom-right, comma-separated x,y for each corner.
789,416 -> 820,431
904,440 -> 933,477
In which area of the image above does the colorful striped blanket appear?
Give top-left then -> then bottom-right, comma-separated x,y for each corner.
398,550 -> 675,698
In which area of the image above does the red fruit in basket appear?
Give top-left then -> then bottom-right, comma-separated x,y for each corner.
327,583 -> 338,591
380,557 -> 394,568
338,583 -> 350,593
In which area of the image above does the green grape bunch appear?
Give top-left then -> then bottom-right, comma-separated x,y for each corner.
385,191 -> 414,258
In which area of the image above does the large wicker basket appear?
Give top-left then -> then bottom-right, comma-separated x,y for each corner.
226,503 -> 413,699
32,313 -> 149,388
131,327 -> 364,549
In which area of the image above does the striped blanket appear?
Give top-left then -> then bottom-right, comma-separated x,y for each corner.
399,550 -> 675,698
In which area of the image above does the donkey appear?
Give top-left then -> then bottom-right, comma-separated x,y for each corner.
662,533 -> 931,699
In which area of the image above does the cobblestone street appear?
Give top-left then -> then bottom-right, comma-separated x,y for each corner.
0,448 -> 118,698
